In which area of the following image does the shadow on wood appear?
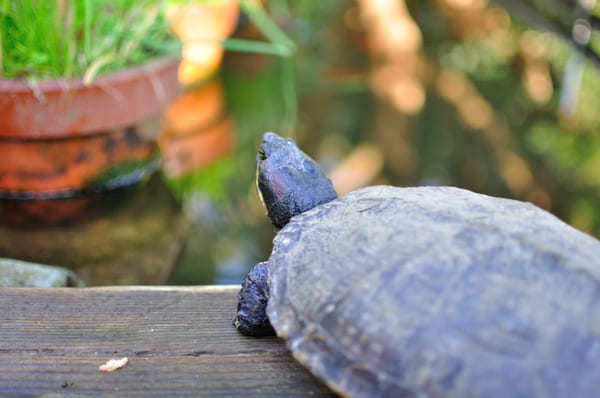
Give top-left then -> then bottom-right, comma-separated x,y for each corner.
0,286 -> 334,396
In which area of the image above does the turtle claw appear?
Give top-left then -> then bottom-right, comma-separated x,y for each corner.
234,262 -> 275,337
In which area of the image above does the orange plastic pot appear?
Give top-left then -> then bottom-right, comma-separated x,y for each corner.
169,0 -> 240,84
163,80 -> 225,136
0,57 -> 180,197
160,117 -> 235,177
159,79 -> 234,177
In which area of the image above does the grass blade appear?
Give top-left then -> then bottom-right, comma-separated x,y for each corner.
221,38 -> 293,56
239,0 -> 296,55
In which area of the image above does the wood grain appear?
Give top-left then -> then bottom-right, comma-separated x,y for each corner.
0,286 -> 335,396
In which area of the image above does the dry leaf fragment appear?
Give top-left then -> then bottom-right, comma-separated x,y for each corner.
99,357 -> 129,372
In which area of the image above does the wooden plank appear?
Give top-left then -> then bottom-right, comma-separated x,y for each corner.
0,286 -> 334,396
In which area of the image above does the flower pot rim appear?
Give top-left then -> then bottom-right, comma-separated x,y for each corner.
0,56 -> 181,139
0,55 -> 178,93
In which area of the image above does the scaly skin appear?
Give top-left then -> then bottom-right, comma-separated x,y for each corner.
234,132 -> 337,336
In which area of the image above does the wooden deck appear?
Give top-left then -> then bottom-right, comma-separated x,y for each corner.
0,286 -> 334,396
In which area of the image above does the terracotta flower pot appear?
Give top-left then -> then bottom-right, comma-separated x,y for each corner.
0,57 -> 181,198
0,126 -> 158,198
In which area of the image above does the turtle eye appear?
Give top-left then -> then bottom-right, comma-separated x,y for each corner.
258,147 -> 267,160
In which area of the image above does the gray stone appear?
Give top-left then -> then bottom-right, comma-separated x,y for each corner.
0,258 -> 84,287
267,185 -> 600,398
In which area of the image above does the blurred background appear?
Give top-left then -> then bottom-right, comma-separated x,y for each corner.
0,0 -> 598,286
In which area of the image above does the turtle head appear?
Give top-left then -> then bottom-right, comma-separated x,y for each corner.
256,132 -> 337,228
257,131 -> 287,162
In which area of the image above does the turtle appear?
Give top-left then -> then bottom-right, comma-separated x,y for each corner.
234,132 -> 600,398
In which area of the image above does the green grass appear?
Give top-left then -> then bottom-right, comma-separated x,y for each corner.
0,0 -> 296,82
0,0 -> 180,81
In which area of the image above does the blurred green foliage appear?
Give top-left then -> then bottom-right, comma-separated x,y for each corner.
409,0 -> 600,237
168,0 -> 600,239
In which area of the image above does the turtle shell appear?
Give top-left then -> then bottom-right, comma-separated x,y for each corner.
266,186 -> 600,398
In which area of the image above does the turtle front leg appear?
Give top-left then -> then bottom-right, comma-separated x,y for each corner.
234,262 -> 275,337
